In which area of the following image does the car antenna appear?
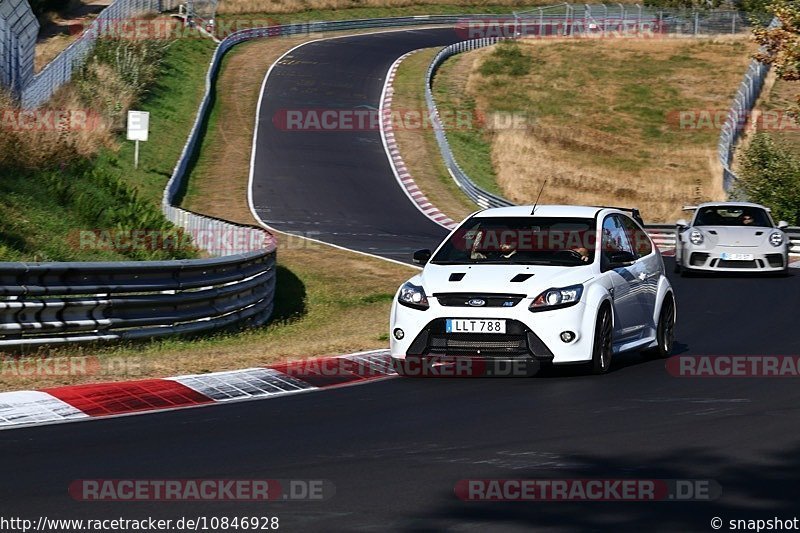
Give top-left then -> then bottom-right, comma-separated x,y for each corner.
531,179 -> 547,215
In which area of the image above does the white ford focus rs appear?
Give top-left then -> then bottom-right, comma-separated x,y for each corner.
390,205 -> 676,375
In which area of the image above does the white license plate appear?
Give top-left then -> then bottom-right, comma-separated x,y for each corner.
446,319 -> 506,334
721,253 -> 754,261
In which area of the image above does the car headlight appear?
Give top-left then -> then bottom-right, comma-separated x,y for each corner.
530,284 -> 583,312
769,231 -> 784,247
689,229 -> 704,245
398,282 -> 429,310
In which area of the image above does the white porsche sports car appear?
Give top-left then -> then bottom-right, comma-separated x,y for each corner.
675,202 -> 790,275
390,205 -> 676,375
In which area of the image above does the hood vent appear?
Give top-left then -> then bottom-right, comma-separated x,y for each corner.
449,273 -> 466,282
510,273 -> 534,283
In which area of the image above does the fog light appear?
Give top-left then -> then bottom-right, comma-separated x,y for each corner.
560,331 -> 576,343
393,328 -> 404,340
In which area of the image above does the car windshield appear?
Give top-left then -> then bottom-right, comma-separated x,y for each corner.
694,206 -> 772,227
431,216 -> 597,266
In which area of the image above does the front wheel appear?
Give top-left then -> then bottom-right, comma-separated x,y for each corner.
590,306 -> 613,374
646,294 -> 675,359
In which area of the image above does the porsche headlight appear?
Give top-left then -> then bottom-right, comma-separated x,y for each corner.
689,229 -> 704,245
398,282 -> 429,310
530,284 -> 583,312
769,231 -> 784,247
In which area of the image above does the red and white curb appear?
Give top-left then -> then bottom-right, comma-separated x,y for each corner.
0,350 -> 394,430
380,51 -> 458,231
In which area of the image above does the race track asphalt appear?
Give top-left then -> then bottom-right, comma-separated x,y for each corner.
2,28 -> 799,533
3,268 -> 800,531
249,28 -> 464,263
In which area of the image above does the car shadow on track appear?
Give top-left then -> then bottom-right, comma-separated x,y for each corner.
402,443 -> 800,532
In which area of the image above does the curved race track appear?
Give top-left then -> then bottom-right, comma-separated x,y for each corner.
1,28 -> 800,533
249,28 -> 463,263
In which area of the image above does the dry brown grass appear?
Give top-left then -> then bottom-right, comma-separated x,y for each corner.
35,33 -> 81,73
0,87 -> 115,170
438,37 -> 756,223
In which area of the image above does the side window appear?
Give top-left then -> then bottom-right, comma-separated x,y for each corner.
619,215 -> 653,258
601,215 -> 636,258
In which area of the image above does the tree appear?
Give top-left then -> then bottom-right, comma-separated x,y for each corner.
736,133 -> 800,224
752,1 -> 800,117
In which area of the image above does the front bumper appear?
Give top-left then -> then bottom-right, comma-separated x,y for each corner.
680,246 -> 787,272
390,298 -> 597,366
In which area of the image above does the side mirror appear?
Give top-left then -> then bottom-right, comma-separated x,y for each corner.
777,221 -> 789,230
606,250 -> 637,269
676,218 -> 688,228
412,249 -> 432,265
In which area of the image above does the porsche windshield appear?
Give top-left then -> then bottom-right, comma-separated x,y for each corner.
431,216 -> 597,266
694,206 -> 772,227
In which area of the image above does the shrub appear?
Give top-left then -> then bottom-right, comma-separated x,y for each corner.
735,133 -> 800,224
479,42 -> 532,78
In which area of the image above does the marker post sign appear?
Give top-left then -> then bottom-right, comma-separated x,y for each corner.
127,111 -> 150,169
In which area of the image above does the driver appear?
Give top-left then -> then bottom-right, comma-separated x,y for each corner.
571,246 -> 590,263
498,241 -> 517,259
741,213 -> 754,225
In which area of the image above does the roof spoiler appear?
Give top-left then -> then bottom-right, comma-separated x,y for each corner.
594,206 -> 644,226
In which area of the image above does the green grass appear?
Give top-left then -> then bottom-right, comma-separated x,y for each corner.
104,38 -> 217,206
433,55 -> 502,195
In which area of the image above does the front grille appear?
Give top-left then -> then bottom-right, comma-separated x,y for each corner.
716,259 -> 758,269
406,319 -> 553,359
434,293 -> 525,308
429,334 -> 527,355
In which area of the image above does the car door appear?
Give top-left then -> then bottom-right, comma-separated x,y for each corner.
620,214 -> 659,331
600,214 -> 646,343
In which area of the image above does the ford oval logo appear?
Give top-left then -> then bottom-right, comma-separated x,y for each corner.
467,298 -> 486,307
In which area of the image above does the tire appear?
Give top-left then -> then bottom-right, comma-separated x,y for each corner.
646,294 -> 675,359
590,305 -> 613,375
680,266 -> 692,277
673,262 -> 681,274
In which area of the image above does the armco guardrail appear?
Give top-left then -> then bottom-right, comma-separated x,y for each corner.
718,17 -> 779,192
788,229 -> 800,255
425,38 -> 515,209
0,250 -> 276,347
